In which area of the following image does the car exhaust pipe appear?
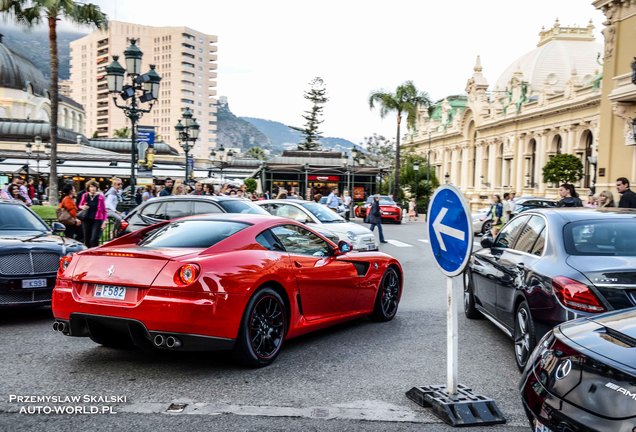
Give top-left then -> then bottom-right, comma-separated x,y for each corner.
53,322 -> 59,332
153,334 -> 165,347
57,322 -> 67,333
165,336 -> 181,349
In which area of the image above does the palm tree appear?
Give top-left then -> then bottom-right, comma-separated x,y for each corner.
1,0 -> 107,205
369,81 -> 431,197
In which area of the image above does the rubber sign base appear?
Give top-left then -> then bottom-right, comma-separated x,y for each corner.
406,384 -> 506,427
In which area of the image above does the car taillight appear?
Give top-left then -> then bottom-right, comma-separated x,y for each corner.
119,220 -> 129,231
59,255 -> 73,272
552,276 -> 606,313
175,264 -> 200,285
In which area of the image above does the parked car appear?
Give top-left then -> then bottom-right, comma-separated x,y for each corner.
464,208 -> 636,370
0,200 -> 85,307
511,197 -> 557,216
318,196 -> 349,219
52,214 -> 403,367
257,199 -> 378,251
520,307 -> 636,431
471,207 -> 492,235
114,195 -> 269,237
354,196 -> 402,223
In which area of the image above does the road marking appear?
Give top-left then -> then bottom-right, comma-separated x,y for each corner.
386,240 -> 413,247
418,239 -> 429,243
432,207 -> 465,252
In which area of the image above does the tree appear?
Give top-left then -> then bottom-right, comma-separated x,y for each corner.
400,152 -> 438,213
1,0 -> 107,205
246,146 -> 266,160
243,178 -> 257,193
298,77 -> 328,151
113,127 -> 131,138
542,154 -> 584,185
369,81 -> 432,198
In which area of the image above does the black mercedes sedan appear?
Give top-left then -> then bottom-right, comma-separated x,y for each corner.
520,307 -> 636,431
464,208 -> 636,370
0,201 -> 85,307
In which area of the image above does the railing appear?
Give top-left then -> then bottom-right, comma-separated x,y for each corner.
43,218 -> 117,245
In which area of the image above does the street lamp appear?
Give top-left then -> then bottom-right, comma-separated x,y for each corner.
175,108 -> 200,183
26,136 -> 50,184
413,160 -> 420,198
444,172 -> 450,184
209,145 -> 234,183
105,38 -> 161,203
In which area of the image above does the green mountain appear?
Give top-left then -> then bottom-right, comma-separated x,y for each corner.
241,116 -> 355,153
216,98 -> 272,151
1,27 -> 86,80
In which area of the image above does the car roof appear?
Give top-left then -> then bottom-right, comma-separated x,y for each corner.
175,212 -> 287,224
257,199 -> 312,205
523,207 -> 636,222
144,195 -> 241,203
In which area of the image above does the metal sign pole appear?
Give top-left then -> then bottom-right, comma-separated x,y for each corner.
447,276 -> 458,395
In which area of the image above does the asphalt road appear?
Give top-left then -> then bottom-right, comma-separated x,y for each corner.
0,218 -> 531,431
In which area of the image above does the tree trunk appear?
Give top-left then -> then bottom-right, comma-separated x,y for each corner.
48,16 -> 59,205
393,113 -> 401,198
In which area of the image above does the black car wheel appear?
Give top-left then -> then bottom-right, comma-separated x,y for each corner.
371,267 -> 401,322
235,287 -> 286,367
514,300 -> 536,371
481,220 -> 492,235
463,270 -> 482,319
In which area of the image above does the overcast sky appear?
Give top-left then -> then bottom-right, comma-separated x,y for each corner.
58,0 -> 605,144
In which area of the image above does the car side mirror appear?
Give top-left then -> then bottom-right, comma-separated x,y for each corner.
334,240 -> 352,255
480,235 -> 494,249
51,222 -> 66,235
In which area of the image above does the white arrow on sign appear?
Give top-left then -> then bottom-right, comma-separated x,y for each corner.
432,207 -> 465,252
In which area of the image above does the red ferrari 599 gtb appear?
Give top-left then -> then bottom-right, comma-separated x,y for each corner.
52,214 -> 403,366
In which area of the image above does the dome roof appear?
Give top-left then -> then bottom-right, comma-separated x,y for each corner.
0,34 -> 49,96
494,21 -> 602,94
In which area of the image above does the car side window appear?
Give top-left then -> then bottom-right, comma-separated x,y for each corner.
276,204 -> 308,222
271,224 -> 330,257
256,230 -> 285,252
530,226 -> 546,256
193,201 -> 223,215
165,200 -> 192,219
142,202 -> 167,220
495,215 -> 530,249
513,215 -> 546,254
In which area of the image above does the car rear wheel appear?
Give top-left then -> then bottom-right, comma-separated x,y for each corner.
514,300 -> 536,371
371,267 -> 401,322
234,287 -> 286,367
463,270 -> 482,319
481,220 -> 492,235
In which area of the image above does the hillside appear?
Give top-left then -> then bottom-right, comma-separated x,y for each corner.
1,27 -> 85,80
216,98 -> 271,151
241,116 -> 355,153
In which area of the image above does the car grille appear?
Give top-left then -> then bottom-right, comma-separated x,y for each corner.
0,252 -> 60,276
0,290 -> 52,304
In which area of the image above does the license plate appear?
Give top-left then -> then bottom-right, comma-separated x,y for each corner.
534,419 -> 552,432
22,278 -> 47,289
367,244 -> 377,250
94,284 -> 127,300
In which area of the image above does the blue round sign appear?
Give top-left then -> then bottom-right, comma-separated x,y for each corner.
427,185 -> 473,277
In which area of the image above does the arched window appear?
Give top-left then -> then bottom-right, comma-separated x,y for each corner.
583,131 -> 594,189
529,139 -> 536,188
554,135 -> 563,154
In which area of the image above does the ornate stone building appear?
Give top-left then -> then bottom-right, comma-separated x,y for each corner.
404,21 -> 603,208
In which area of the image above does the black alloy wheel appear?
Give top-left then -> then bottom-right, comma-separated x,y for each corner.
463,270 -> 482,319
235,287 -> 286,367
481,220 -> 492,235
514,300 -> 536,371
371,267 -> 400,322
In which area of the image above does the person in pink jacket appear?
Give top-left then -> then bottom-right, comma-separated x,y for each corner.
79,180 -> 108,248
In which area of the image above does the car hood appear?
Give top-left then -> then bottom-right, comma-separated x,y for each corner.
566,256 -> 636,286
0,232 -> 83,250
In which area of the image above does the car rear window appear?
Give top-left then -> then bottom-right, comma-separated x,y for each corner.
564,220 -> 636,256
138,220 -> 248,248
218,199 -> 269,215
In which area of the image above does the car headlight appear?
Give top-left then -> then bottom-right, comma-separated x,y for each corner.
346,231 -> 358,241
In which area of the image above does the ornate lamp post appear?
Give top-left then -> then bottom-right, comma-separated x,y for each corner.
26,136 -> 50,183
413,159 -> 420,197
209,145 -> 234,183
175,108 -> 200,183
105,38 -> 161,202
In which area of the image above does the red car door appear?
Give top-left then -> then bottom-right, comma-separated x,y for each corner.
271,225 -> 359,320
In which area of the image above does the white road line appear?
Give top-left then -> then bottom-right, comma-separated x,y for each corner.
418,239 -> 429,243
386,240 -> 413,247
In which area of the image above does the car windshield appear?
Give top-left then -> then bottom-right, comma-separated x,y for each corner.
300,202 -> 345,223
139,220 -> 248,248
0,204 -> 48,232
379,198 -> 396,205
218,199 -> 269,215
564,220 -> 636,256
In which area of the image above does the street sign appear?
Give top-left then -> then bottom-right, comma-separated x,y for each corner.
406,184 -> 505,427
427,184 -> 473,277
136,125 -> 155,148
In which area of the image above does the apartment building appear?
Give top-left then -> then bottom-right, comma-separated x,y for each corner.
69,21 -> 218,160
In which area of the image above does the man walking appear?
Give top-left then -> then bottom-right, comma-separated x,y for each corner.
326,187 -> 340,212
368,194 -> 387,244
616,177 -> 636,208
159,178 -> 174,197
104,178 -> 124,222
